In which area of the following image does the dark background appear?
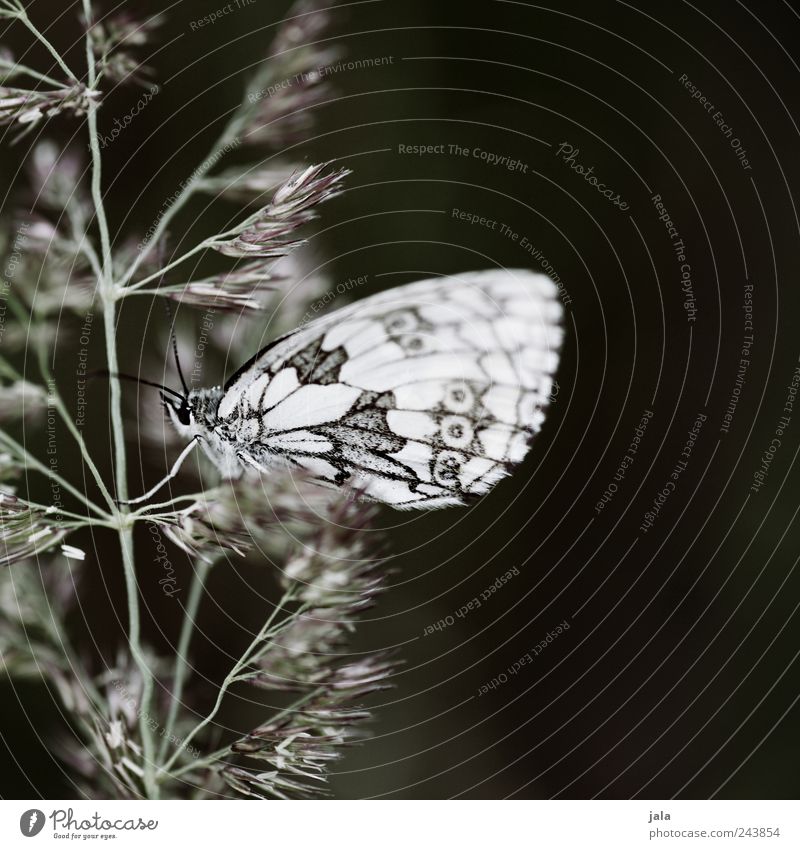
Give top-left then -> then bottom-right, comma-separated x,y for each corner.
2,0 -> 800,799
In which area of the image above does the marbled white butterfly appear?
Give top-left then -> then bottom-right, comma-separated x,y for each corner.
135,269 -> 563,509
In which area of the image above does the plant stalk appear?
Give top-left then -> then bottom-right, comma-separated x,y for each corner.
83,0 -> 158,797
158,556 -> 214,763
12,4 -> 80,83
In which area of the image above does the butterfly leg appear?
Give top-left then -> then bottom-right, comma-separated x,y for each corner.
237,451 -> 270,473
118,438 -> 201,506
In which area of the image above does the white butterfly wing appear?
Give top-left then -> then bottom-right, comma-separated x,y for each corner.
217,269 -> 563,508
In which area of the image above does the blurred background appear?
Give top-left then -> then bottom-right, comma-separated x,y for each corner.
2,0 -> 800,799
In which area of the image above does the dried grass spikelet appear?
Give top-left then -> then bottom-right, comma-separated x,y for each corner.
211,495 -> 399,799
211,163 -> 349,259
0,492 -> 69,567
87,9 -> 164,86
164,260 -> 281,313
244,0 -> 342,149
0,380 -> 48,423
0,83 -> 100,128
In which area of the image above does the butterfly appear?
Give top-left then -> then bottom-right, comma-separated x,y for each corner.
136,269 -> 563,509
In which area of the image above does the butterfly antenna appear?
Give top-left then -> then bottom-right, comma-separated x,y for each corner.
163,298 -> 189,395
89,369 -> 185,401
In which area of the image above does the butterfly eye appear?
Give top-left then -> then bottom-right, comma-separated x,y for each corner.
176,403 -> 191,426
164,396 -> 191,426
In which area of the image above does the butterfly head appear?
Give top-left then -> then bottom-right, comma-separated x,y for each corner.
162,387 -> 225,439
161,391 -> 193,433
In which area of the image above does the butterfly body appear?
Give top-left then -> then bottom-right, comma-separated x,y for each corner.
164,269 -> 564,509
166,387 -> 239,477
